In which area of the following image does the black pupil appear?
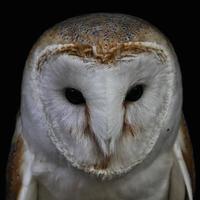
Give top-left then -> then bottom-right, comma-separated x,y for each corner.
125,85 -> 144,102
64,88 -> 86,105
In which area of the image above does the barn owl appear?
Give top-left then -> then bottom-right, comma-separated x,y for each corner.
7,13 -> 195,200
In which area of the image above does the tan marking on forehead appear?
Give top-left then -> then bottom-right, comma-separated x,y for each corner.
6,134 -> 24,200
37,41 -> 167,70
29,13 -> 170,69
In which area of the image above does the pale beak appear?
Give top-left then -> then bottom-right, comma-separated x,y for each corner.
89,98 -> 124,156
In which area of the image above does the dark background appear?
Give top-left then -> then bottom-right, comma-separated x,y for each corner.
1,2 -> 199,199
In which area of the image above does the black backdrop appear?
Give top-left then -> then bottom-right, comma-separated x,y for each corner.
1,2 -> 199,199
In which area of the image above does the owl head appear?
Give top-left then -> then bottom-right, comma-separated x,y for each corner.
21,13 -> 182,179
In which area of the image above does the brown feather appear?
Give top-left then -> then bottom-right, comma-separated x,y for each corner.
37,42 -> 167,71
6,134 -> 24,200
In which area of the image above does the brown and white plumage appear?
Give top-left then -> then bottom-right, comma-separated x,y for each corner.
7,13 -> 195,200
7,117 -> 195,200
172,117 -> 195,199
7,118 -> 37,200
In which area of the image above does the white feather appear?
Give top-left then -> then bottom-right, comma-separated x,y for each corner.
174,131 -> 193,200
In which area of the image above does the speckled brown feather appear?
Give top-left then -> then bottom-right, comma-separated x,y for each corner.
180,117 -> 196,193
6,134 -> 24,200
36,13 -> 154,47
27,13 -> 171,68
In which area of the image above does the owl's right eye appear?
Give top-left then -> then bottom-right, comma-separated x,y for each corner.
64,88 -> 86,105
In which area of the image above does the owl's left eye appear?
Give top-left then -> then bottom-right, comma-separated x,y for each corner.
125,84 -> 144,102
64,88 -> 86,105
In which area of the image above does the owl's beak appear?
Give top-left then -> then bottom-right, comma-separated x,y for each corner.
88,100 -> 124,156
98,137 -> 113,156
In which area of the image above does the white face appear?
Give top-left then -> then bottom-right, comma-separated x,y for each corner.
21,44 -> 182,178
